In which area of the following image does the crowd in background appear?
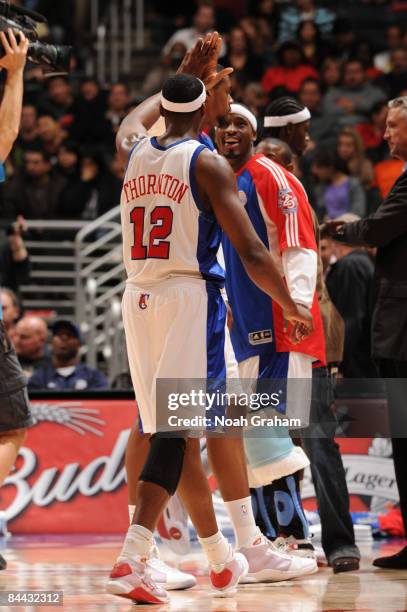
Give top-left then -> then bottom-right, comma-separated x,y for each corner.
1,0 -> 407,388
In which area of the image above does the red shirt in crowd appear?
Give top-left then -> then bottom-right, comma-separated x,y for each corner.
261,65 -> 319,94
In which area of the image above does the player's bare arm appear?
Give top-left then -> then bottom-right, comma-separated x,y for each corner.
195,150 -> 313,331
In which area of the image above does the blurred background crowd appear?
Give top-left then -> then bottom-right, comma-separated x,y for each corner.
1,0 -> 407,389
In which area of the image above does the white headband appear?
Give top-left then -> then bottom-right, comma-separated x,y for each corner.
161,80 -> 206,113
230,104 -> 258,133
263,107 -> 311,127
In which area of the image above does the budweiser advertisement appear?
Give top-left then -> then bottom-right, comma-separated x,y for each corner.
1,393 -> 399,534
2,395 -> 137,533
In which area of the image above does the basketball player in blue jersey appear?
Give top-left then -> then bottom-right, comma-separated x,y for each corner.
216,103 -> 327,560
117,34 -> 317,592
107,73 -> 316,604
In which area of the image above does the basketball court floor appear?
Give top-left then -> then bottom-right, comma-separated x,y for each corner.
1,535 -> 407,611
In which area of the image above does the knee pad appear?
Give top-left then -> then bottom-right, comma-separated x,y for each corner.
140,435 -> 186,496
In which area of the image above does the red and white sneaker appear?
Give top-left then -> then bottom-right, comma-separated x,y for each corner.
238,534 -> 317,583
147,545 -> 197,591
274,536 -> 317,559
107,559 -> 169,604
156,493 -> 190,555
209,551 -> 248,597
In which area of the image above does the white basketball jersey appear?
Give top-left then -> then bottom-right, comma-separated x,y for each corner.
121,136 -> 224,286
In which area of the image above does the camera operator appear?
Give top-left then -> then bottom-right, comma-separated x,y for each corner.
0,28 -> 33,572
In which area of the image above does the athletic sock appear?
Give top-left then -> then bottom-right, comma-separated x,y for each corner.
128,504 -> 136,524
224,496 -> 262,548
118,524 -> 153,563
198,531 -> 232,566
265,471 -> 309,540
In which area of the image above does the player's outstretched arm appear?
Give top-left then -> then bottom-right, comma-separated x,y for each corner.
116,32 -> 230,164
195,151 -> 313,331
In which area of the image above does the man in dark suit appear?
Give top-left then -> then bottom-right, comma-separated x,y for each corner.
324,95 -> 407,569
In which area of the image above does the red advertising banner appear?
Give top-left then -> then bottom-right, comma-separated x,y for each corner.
1,397 -> 398,534
1,399 -> 137,534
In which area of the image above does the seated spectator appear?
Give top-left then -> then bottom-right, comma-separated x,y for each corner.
0,288 -> 21,343
141,42 -> 187,97
11,105 -> 41,171
241,82 -> 269,118
322,58 -> 387,126
38,76 -> 74,123
4,149 -> 65,219
14,316 -> 50,378
320,56 -> 342,92
356,100 -> 389,163
243,0 -> 280,57
336,127 -> 375,189
69,78 -> 110,148
162,4 -> 219,55
374,158 -> 405,198
28,320 -> 109,391
296,20 -> 331,68
326,216 -> 377,379
375,47 -> 407,99
57,151 -> 121,220
299,78 -> 341,145
224,26 -> 264,83
311,148 -> 366,220
55,140 -> 80,181
330,18 -> 357,63
37,115 -> 68,160
105,83 -> 132,139
374,24 -> 404,74
278,0 -> 335,43
0,216 -> 30,291
261,40 -> 318,97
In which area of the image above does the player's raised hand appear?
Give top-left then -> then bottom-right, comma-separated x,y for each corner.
201,32 -> 233,90
177,32 -> 233,90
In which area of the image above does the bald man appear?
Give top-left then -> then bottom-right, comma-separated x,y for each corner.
15,316 -> 50,378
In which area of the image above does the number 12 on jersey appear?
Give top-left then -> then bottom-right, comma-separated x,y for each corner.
131,206 -> 174,260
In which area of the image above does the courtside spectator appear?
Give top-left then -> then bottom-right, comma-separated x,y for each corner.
28,320 -> 108,391
15,316 -> 50,378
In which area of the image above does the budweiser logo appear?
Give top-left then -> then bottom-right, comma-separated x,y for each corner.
4,429 -> 130,521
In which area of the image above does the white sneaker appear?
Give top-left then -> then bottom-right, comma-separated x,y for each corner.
274,536 -> 317,559
147,545 -> 197,591
238,534 -> 317,583
107,558 -> 169,604
156,493 -> 190,555
210,551 -> 248,597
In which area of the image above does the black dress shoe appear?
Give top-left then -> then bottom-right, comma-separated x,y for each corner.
373,545 -> 407,569
332,557 -> 360,574
0,554 -> 6,570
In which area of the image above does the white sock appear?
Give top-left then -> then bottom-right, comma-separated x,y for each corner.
118,524 -> 153,563
224,496 -> 261,548
198,531 -> 231,566
128,504 -> 136,524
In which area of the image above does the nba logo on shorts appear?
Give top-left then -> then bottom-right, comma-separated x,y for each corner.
139,294 -> 150,309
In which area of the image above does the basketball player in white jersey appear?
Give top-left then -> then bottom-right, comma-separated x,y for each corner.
107,74 -> 315,604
